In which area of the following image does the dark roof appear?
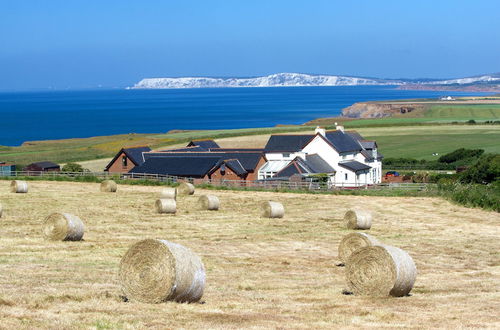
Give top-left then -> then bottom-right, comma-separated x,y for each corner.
338,161 -> 372,172
304,154 -> 335,173
210,148 -> 264,152
359,141 -> 377,149
166,146 -> 206,152
274,154 -> 335,178
324,131 -> 363,153
105,146 -> 151,170
264,135 -> 315,152
129,156 -> 221,177
29,161 -> 60,169
345,131 -> 365,142
144,152 -> 263,171
223,159 -> 247,176
186,140 -> 220,149
274,162 -> 305,178
123,146 -> 151,165
361,150 -> 375,161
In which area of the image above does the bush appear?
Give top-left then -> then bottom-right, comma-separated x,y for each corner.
438,148 -> 484,164
62,162 -> 84,172
438,181 -> 499,212
459,154 -> 500,184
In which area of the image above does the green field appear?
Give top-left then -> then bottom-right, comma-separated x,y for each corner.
424,104 -> 500,120
311,103 -> 500,128
358,125 -> 500,159
0,126 -> 314,166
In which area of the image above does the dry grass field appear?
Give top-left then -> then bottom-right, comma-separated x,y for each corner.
0,180 -> 499,329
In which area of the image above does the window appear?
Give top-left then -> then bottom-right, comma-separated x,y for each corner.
344,173 -> 348,181
122,156 -> 128,167
342,155 -> 347,160
283,153 -> 290,158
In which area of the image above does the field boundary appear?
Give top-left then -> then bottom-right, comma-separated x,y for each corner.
1,171 -> 432,192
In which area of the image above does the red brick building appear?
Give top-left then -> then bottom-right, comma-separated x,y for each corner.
105,146 -> 151,173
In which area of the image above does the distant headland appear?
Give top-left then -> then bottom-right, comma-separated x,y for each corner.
130,72 -> 500,92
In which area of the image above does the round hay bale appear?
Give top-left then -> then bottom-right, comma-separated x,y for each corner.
10,180 -> 28,193
119,239 -> 205,303
198,195 -> 220,211
177,182 -> 195,196
160,188 -> 177,200
346,245 -> 417,297
155,199 -> 176,214
43,213 -> 85,241
100,180 -> 117,192
344,209 -> 372,229
262,201 -> 284,218
338,232 -> 380,263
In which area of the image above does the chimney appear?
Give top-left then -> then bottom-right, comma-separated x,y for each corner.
315,126 -> 326,136
336,125 -> 344,132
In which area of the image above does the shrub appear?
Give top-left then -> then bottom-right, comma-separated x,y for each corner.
459,154 -> 500,184
438,148 -> 484,164
62,162 -> 84,172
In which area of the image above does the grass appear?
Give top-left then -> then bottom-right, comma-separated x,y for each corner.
358,125 -> 500,159
0,180 -> 499,328
309,103 -> 500,127
424,104 -> 500,120
0,126 -> 314,166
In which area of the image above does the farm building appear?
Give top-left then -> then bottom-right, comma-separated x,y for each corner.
110,129 -> 382,187
24,161 -> 60,172
0,162 -> 15,176
260,126 -> 383,187
131,150 -> 265,183
105,146 -> 151,173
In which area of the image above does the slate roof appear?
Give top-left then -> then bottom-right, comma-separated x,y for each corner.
274,154 -> 335,178
264,135 -> 315,152
274,162 -> 306,178
165,146 -> 206,152
224,159 -> 247,175
129,156 -> 221,177
123,146 -> 151,165
143,152 -> 263,171
345,131 -> 365,142
210,148 -> 264,152
324,131 -> 363,153
186,140 -> 220,149
29,161 -> 60,169
304,154 -> 335,173
209,159 -> 247,176
338,161 -> 372,172
359,141 -> 377,149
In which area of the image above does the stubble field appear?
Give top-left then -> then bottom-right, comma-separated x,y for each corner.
0,180 -> 499,329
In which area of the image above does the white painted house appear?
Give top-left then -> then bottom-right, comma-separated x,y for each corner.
258,126 -> 383,187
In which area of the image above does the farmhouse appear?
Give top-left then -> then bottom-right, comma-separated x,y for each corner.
108,129 -> 382,187
260,126 -> 382,187
105,146 -> 151,173
24,161 -> 60,172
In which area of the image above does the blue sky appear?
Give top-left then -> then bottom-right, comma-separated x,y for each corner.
1,0 -> 499,90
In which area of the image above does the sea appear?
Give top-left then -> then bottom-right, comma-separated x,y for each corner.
0,86 -> 490,146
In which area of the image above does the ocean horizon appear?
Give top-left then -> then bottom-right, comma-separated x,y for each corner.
0,86 -> 489,146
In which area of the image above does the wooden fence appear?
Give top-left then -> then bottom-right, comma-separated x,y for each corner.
1,171 -> 433,192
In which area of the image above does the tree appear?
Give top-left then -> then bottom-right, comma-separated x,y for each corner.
459,154 -> 500,184
62,162 -> 84,172
438,148 -> 484,164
